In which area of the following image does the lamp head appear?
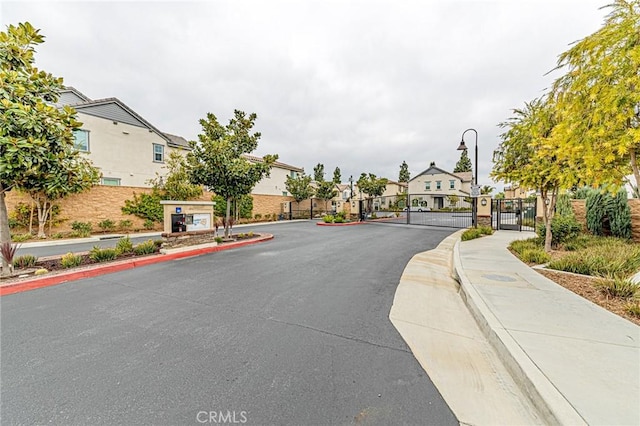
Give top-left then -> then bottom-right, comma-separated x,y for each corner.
457,140 -> 467,151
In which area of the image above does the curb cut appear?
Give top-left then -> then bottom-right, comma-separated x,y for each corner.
452,238 -> 586,426
0,234 -> 273,297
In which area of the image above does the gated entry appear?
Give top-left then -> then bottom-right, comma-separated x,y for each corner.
492,198 -> 536,232
361,194 -> 473,229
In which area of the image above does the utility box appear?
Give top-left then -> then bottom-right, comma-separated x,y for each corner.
160,200 -> 216,234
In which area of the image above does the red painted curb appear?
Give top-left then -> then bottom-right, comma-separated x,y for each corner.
0,234 -> 273,297
316,221 -> 365,226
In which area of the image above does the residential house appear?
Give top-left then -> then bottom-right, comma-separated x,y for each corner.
59,87 -> 190,187
407,163 -> 472,210
243,154 -> 304,197
504,185 -> 534,199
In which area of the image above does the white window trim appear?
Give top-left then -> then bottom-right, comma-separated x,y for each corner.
153,143 -> 164,163
73,129 -> 90,152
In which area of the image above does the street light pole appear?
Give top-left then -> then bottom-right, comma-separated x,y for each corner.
457,128 -> 478,227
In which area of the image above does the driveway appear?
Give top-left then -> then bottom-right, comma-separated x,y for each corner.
1,221 -> 457,425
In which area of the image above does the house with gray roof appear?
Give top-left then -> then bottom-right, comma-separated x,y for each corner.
407,163 -> 472,210
59,87 -> 190,187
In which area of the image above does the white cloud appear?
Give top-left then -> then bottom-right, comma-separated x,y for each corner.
2,0 -> 607,188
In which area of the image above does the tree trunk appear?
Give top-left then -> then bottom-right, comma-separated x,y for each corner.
225,197 -> 232,238
630,148 -> 640,196
29,201 -> 34,234
541,187 -> 559,253
36,197 -> 48,238
0,184 -> 11,275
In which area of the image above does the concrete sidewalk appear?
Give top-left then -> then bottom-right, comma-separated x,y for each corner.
454,231 -> 640,425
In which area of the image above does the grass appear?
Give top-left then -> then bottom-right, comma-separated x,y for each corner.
89,246 -> 118,262
133,240 -> 157,255
547,238 -> 640,278
461,225 -> 493,241
595,277 -> 639,299
60,252 -> 82,268
13,254 -> 38,268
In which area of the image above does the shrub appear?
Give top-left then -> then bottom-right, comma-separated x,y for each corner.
519,248 -> 551,264
626,301 -> 640,317
509,238 -> 543,256
71,221 -> 92,237
89,246 -> 118,262
609,189 -> 631,239
323,215 -> 334,223
537,215 -> 582,248
61,252 -> 82,268
0,242 -> 20,264
214,236 -> 223,243
13,254 -> 38,269
596,278 -> 639,299
247,231 -> 254,237
478,225 -> 493,235
118,220 -> 133,231
143,219 -> 155,230
461,228 -> 482,241
115,236 -> 134,254
133,240 -> 157,255
51,232 -> 65,239
585,188 -> 631,239
254,214 -> 262,220
9,233 -> 32,242
122,191 -> 163,222
98,219 -> 116,233
547,239 -> 640,277
334,216 -> 345,223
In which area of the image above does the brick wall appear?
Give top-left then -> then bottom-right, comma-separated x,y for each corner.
570,199 -> 640,242
5,187 -> 294,234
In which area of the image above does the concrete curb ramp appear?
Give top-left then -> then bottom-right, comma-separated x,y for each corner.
390,231 -> 542,425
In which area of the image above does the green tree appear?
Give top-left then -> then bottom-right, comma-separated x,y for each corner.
187,110 -> 277,237
480,185 -> 494,195
315,180 -> 337,212
332,167 -> 341,184
313,163 -> 325,182
495,192 -> 505,199
454,149 -> 473,173
552,0 -> 640,193
285,173 -> 314,208
357,173 -> 388,212
398,161 -> 410,183
148,150 -> 203,201
0,22 -> 99,256
492,97 -> 574,252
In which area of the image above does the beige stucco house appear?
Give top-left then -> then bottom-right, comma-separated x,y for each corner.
407,163 -> 472,210
59,87 -> 190,187
243,154 -> 304,196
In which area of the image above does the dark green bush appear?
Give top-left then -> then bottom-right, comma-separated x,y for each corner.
122,192 -> 163,222
609,190 -> 631,239
98,219 -> 116,232
537,215 -> 582,247
71,221 -> 92,237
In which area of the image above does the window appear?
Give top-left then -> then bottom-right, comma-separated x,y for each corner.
436,181 -> 442,190
101,177 -> 121,186
73,129 -> 89,152
290,171 -> 298,178
449,180 -> 455,189
153,144 -> 164,162
282,191 -> 288,196
425,181 -> 431,190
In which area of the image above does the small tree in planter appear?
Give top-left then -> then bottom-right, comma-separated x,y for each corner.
0,242 -> 20,275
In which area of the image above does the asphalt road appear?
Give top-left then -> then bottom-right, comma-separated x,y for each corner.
2,221 -> 458,425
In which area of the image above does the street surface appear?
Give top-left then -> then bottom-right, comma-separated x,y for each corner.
2,221 -> 458,425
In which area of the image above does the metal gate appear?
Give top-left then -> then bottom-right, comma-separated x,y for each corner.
492,198 -> 536,232
362,194 -> 473,229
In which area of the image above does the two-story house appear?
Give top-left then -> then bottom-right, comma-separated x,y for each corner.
59,87 -> 190,187
407,163 -> 472,210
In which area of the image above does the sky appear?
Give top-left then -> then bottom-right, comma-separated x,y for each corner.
2,0 -> 608,190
